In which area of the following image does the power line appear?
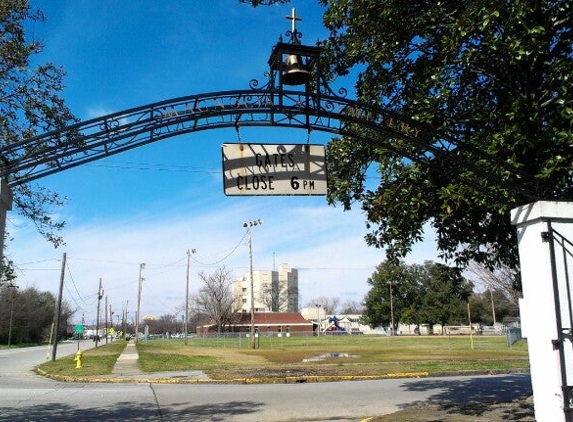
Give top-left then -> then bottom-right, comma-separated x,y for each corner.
86,161 -> 220,174
190,230 -> 248,267
65,261 -> 97,307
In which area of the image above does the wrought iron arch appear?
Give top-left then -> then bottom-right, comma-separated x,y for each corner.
0,88 -> 437,184
0,87 -> 537,200
0,11 -> 538,199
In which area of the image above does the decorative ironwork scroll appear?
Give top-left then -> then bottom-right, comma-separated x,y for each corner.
0,85 -> 539,202
0,88 -> 447,186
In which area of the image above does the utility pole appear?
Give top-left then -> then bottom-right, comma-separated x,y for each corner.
135,263 -> 145,343
389,280 -> 395,336
185,249 -> 196,345
315,304 -> 321,336
489,289 -> 497,325
109,303 -> 113,342
123,300 -> 129,340
7,282 -> 18,347
95,278 -> 103,347
105,296 -> 108,344
51,252 -> 66,361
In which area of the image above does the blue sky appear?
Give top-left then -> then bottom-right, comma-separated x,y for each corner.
8,1 -> 440,325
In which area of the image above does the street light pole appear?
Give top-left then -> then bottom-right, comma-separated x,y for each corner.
185,249 -> 196,346
244,219 -> 262,349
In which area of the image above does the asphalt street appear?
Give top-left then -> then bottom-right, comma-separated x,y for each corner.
0,342 -> 533,421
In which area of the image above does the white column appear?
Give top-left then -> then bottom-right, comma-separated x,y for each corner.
511,201 -> 573,422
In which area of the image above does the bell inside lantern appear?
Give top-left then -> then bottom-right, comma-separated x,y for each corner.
282,54 -> 310,86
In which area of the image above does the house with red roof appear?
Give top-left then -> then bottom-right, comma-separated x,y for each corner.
196,312 -> 313,336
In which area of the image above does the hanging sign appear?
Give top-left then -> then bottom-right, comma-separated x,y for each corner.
222,143 -> 327,196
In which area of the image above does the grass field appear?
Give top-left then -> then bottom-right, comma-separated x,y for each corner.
35,336 -> 529,380
37,340 -> 127,377
136,335 -> 529,381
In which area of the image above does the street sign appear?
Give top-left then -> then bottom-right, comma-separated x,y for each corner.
75,324 -> 84,334
222,143 -> 327,196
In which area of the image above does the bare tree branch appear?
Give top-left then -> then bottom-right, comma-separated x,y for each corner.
196,266 -> 239,333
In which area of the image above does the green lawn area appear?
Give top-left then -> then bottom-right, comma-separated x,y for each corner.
37,340 -> 127,377
36,336 -> 529,380
136,335 -> 529,381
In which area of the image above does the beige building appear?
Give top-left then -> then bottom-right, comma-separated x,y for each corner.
233,263 -> 299,313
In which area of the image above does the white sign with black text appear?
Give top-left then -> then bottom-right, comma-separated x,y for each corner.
222,143 -> 327,196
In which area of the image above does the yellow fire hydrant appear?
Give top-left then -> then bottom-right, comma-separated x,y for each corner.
74,349 -> 83,369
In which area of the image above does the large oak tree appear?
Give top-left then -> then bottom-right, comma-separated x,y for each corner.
242,0 -> 573,270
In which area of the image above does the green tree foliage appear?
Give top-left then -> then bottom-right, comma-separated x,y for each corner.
416,262 -> 473,332
363,260 -> 412,330
0,259 -> 16,287
1,1 -> 77,253
320,0 -> 573,269
363,260 -> 472,332
469,289 -> 520,326
0,285 -> 74,344
241,0 -> 573,270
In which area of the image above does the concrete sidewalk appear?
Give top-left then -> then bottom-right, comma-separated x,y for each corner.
105,340 -> 209,382
110,340 -> 141,377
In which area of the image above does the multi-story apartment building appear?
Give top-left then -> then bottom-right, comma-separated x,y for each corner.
233,263 -> 299,313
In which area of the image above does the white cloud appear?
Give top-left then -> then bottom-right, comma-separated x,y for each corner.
7,194 -> 441,325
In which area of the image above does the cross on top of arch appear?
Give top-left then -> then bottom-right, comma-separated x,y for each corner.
286,8 -> 302,33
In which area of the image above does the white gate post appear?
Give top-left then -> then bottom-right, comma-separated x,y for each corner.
511,201 -> 573,422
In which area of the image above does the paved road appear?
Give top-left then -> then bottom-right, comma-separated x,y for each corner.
0,343 -> 532,421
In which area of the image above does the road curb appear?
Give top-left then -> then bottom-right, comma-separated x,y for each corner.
34,368 -> 528,385
35,367 -> 430,384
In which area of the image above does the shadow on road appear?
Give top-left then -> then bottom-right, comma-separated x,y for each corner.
161,400 -> 265,421
398,374 -> 533,419
0,399 -> 265,422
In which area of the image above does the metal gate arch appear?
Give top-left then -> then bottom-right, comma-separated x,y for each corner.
0,87 -> 447,187
0,15 -> 538,195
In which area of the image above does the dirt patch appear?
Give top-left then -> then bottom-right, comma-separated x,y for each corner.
368,395 -> 535,421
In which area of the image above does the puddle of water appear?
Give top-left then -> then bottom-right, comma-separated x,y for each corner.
302,353 -> 359,362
